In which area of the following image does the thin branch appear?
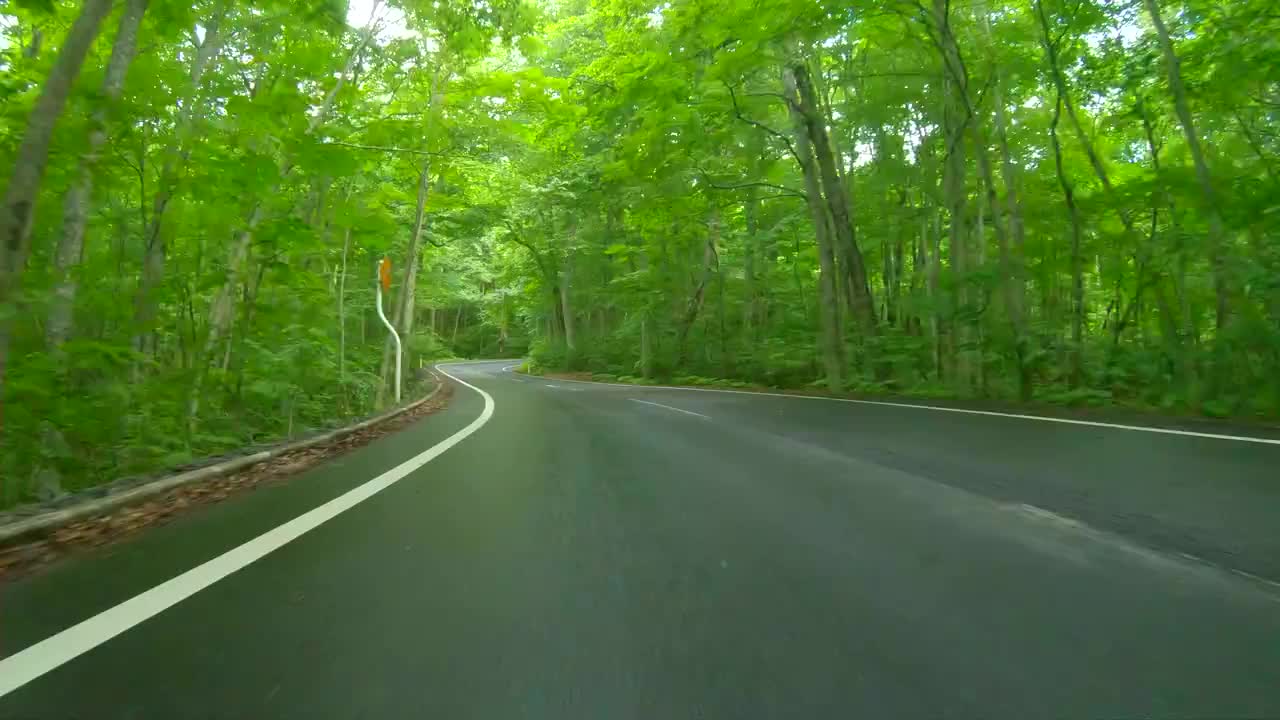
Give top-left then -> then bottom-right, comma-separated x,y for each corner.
322,141 -> 451,157
743,91 -> 789,102
504,227 -> 553,281
701,176 -> 805,199
724,82 -> 800,167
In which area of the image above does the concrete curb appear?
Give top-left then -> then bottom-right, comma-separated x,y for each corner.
0,374 -> 448,548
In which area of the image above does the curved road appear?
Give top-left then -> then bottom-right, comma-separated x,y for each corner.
3,360 -> 1280,717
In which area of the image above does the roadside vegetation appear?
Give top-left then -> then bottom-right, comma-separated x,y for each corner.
3,0 -> 1278,505
0,0 -> 531,506
508,0 -> 1280,422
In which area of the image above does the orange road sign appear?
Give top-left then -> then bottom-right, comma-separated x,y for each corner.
379,257 -> 392,291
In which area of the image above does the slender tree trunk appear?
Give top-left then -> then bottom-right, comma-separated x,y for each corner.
338,227 -> 350,399
640,312 -> 653,379
974,168 -> 988,394
742,185 -> 759,338
1049,95 -> 1085,387
1034,0 -> 1138,235
716,244 -> 729,376
561,218 -> 578,354
677,206 -> 718,364
378,68 -> 441,401
941,84 -> 970,389
47,0 -> 150,352
560,256 -> 576,353
229,259 -> 266,384
133,14 -> 225,363
990,64 -> 1026,306
194,17 -> 377,424
927,201 -> 943,380
638,244 -> 654,378
987,31 -> 1032,397
202,10 -> 374,389
0,0 -> 115,420
971,113 -> 1031,398
378,164 -> 432,404
1138,98 -> 1195,390
1234,111 -> 1280,186
789,59 -> 877,332
1143,0 -> 1230,331
783,63 -> 844,390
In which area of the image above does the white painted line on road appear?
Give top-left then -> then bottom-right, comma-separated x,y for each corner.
1010,503 -> 1280,597
545,383 -> 559,388
630,398 -> 710,419
1014,503 -> 1082,527
543,376 -> 1280,446
0,364 -> 496,700
1228,567 -> 1280,592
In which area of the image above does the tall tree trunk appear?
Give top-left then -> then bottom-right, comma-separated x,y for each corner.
783,63 -> 844,390
986,21 -> 1032,398
338,227 -> 350,403
1143,0 -> 1230,331
208,12 -> 372,341
927,200 -> 943,380
928,0 -> 974,390
1049,95 -> 1085,388
194,17 -> 375,424
1138,98 -> 1194,391
941,92 -> 970,388
378,164 -> 432,405
132,13 -> 226,363
677,206 -> 718,364
788,58 -> 878,333
47,0 -> 150,352
560,254 -> 576,353
742,185 -> 759,338
971,111 -> 1031,398
638,244 -> 654,379
562,218 -> 578,354
0,0 -> 115,421
378,67 -> 440,403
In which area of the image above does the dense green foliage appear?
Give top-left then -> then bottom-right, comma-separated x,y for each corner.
1,0 -> 1278,504
505,0 -> 1280,416
0,0 -> 533,504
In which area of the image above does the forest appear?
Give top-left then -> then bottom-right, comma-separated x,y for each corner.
1,0 -> 1277,505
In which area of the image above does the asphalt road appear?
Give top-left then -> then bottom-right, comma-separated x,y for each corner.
3,360 -> 1280,718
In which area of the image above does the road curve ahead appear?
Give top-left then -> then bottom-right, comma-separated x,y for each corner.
3,360 -> 1280,718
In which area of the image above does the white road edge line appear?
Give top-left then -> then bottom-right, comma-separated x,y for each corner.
1009,503 -> 1280,595
0,364 -> 496,700
536,375 -> 1280,446
630,398 -> 711,419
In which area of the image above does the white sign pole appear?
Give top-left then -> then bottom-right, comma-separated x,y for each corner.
375,259 -> 402,404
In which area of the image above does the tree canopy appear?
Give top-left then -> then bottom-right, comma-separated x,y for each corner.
1,0 -> 1278,503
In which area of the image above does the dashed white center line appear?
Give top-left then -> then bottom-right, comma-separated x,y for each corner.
630,398 -> 710,419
